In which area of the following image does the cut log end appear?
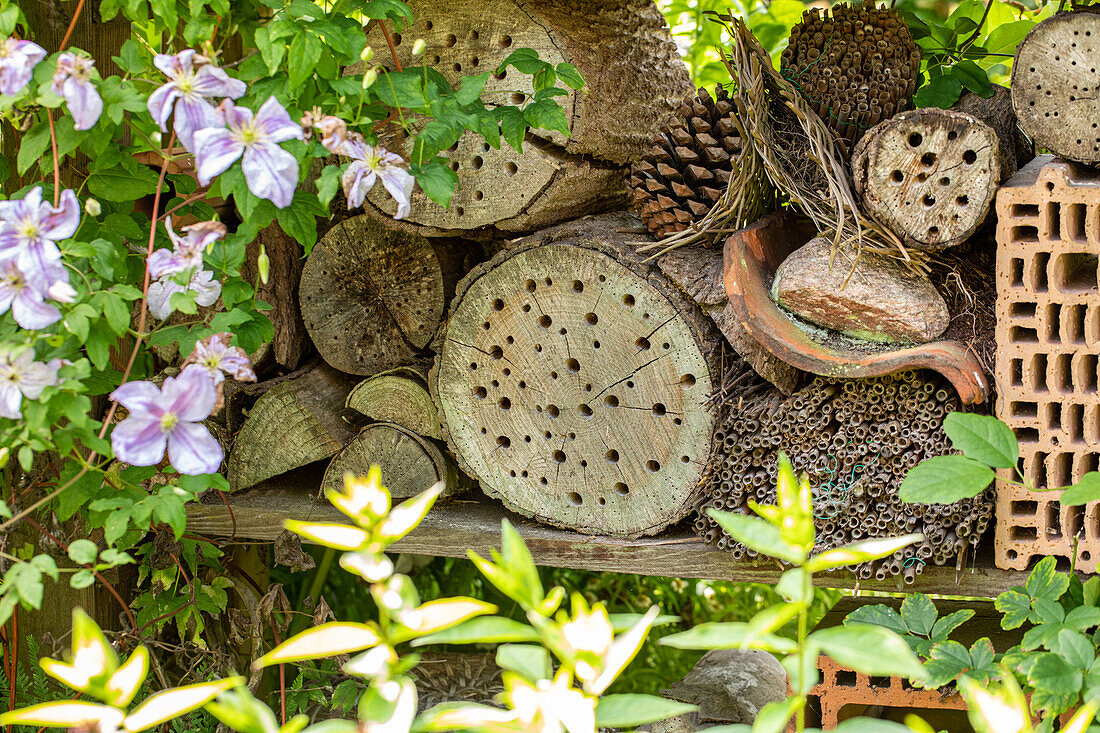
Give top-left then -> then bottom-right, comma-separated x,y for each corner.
433,214 -> 720,538
346,368 -> 442,440
300,215 -> 445,376
1012,11 -> 1100,164
852,109 -> 1000,250
321,423 -> 463,499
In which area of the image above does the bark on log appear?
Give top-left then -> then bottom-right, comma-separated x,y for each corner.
852,109 -> 1001,250
953,84 -> 1032,177
1012,11 -> 1100,164
346,368 -> 443,440
321,423 -> 465,499
432,211 -> 722,537
241,221 -> 309,372
228,364 -> 358,491
658,243 -> 800,394
299,215 -> 456,375
356,0 -> 692,236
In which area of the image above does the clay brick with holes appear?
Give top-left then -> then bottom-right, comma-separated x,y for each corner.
995,155 -> 1100,572
786,656 -> 969,731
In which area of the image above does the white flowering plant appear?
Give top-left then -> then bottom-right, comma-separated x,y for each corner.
2,469 -> 693,733
0,0 -> 580,650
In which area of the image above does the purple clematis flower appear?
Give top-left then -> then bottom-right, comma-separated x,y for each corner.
0,37 -> 46,97
0,260 -> 62,329
147,269 -> 221,321
109,365 -> 222,475
0,187 -> 80,285
183,332 -> 255,386
312,115 -> 414,219
147,49 -> 247,154
194,97 -> 304,208
0,347 -> 63,419
147,217 -> 226,280
52,52 -> 102,130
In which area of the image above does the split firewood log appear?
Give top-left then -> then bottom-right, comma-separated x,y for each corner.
345,367 -> 442,440
321,423 -> 466,499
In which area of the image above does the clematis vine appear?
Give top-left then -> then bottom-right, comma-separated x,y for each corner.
307,114 -> 413,219
0,347 -> 65,420
0,37 -> 46,96
194,97 -> 304,208
147,217 -> 226,280
147,269 -> 221,321
147,49 -> 247,154
0,186 -> 80,286
109,365 -> 222,475
0,260 -> 63,329
51,52 -> 102,130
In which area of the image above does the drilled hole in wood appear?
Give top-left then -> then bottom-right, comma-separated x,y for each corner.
554,450 -> 567,463
606,449 -> 619,463
646,460 -> 661,472
623,294 -> 635,307
472,156 -> 484,169
593,340 -> 601,349
636,337 -> 651,350
922,194 -> 936,208
547,404 -> 560,418
497,436 -> 511,448
579,403 -> 593,418
444,33 -> 456,46
605,395 -> 619,407
566,358 -> 581,372
499,397 -> 511,410
538,315 -> 552,328
568,491 -> 582,505
490,346 -> 503,359
525,279 -> 536,292
890,170 -> 903,184
939,177 -> 951,187
393,33 -> 402,44
920,152 -> 937,167
550,371 -> 558,379
908,132 -> 922,147
681,455 -> 690,463
957,195 -> 969,206
963,149 -> 977,164
653,403 -> 666,416
470,362 -> 478,370
500,35 -> 512,47
519,380 -> 526,389
474,386 -> 487,398
492,298 -> 504,311
523,304 -> 531,312
681,373 -> 696,387
482,321 -> 491,330
572,280 -> 584,293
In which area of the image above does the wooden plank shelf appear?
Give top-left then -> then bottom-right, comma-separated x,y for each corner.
187,469 -> 1025,598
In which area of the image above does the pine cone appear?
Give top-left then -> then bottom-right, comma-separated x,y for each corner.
781,2 -> 920,154
630,87 -> 745,239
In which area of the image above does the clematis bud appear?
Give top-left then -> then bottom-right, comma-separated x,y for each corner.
151,131 -> 162,146
257,245 -> 270,285
48,281 -> 77,303
0,447 -> 8,469
362,67 -> 378,90
84,198 -> 101,217
360,46 -> 373,63
411,39 -> 426,56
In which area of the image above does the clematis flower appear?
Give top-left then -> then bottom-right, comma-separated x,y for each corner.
0,37 -> 46,96
109,365 -> 222,475
0,187 -> 80,284
147,269 -> 221,321
147,217 -> 226,280
194,97 -> 304,208
0,347 -> 63,419
51,52 -> 102,130
182,332 -> 255,412
0,260 -> 62,329
309,115 -> 413,218
147,49 -> 247,154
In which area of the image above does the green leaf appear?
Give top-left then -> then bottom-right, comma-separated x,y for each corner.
412,159 -> 458,209
810,624 -> 926,679
983,19 -> 1035,55
1028,556 -> 1070,602
1060,472 -> 1100,506
922,640 -> 972,688
18,122 -> 50,175
67,539 -> 99,565
87,157 -> 161,202
555,62 -> 584,89
498,106 -> 526,152
1065,605 -> 1100,631
254,622 -> 380,667
275,193 -> 322,250
255,26 -> 285,74
289,33 -> 322,89
901,593 -> 938,636
707,509 -> 806,564
411,615 -> 538,645
898,454 -> 995,504
455,73 -> 490,106
495,644 -> 550,682
596,694 -> 695,728
845,605 -> 908,636
658,621 -> 796,654
913,74 -> 964,109
1056,628 -> 1094,669
70,569 -> 96,589
996,589 -> 1031,630
123,678 -> 244,732
1028,651 -> 1083,695
316,165 -> 341,208
806,534 -> 922,572
943,413 -> 1018,468
931,609 -> 975,641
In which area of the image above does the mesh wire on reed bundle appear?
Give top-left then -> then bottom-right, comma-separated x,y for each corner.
641,16 -> 925,280
696,367 -> 993,583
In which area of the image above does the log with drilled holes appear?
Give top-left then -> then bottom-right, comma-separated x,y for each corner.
431,212 -> 722,537
321,422 -> 464,499
346,367 -> 442,440
299,215 -> 464,376
228,364 -> 358,491
852,109 -> 1001,250
357,0 -> 692,236
1012,11 -> 1100,165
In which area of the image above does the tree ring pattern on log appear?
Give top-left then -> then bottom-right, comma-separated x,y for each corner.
363,0 -> 568,229
299,217 -> 444,375
853,109 -> 999,250
322,423 -> 455,499
1012,12 -> 1100,164
435,244 -> 713,537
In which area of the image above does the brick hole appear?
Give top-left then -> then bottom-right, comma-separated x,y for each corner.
1012,203 -> 1040,218
1081,353 -> 1099,393
1054,452 -> 1074,486
1033,450 -> 1049,487
1069,203 -> 1088,242
1047,202 -> 1062,240
1011,525 -> 1038,540
1011,257 -> 1025,287
1011,326 -> 1040,344
1047,501 -> 1064,539
1068,403 -> 1085,443
1066,502 -> 1084,537
1011,401 -> 1038,419
1086,405 -> 1100,444
1011,358 -> 1024,387
1065,304 -> 1087,344
1033,251 -> 1051,291
1056,353 -> 1076,392
1048,402 -> 1063,432
1012,302 -> 1037,319
1054,252 -> 1099,293
1010,500 -> 1038,516
835,670 -> 857,687
1030,353 -> 1049,393
868,676 -> 892,689
1082,453 -> 1100,475
1014,225 -> 1040,244
1089,307 -> 1100,345
1046,303 -> 1061,341
1019,427 -> 1041,448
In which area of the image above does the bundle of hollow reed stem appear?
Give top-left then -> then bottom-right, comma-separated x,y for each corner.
640,16 -> 926,278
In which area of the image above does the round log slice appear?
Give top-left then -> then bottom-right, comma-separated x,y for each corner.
432,213 -> 719,537
300,215 -> 444,375
852,108 -> 1000,250
321,422 -> 462,499
346,368 -> 442,440
1012,11 -> 1100,164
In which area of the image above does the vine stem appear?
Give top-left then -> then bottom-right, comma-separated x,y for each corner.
376,19 -> 403,72
47,111 -> 60,206
57,0 -> 87,53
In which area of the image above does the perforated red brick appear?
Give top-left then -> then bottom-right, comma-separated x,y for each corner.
995,155 -> 1100,572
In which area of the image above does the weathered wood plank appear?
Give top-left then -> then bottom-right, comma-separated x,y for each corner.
187,472 -> 1025,598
